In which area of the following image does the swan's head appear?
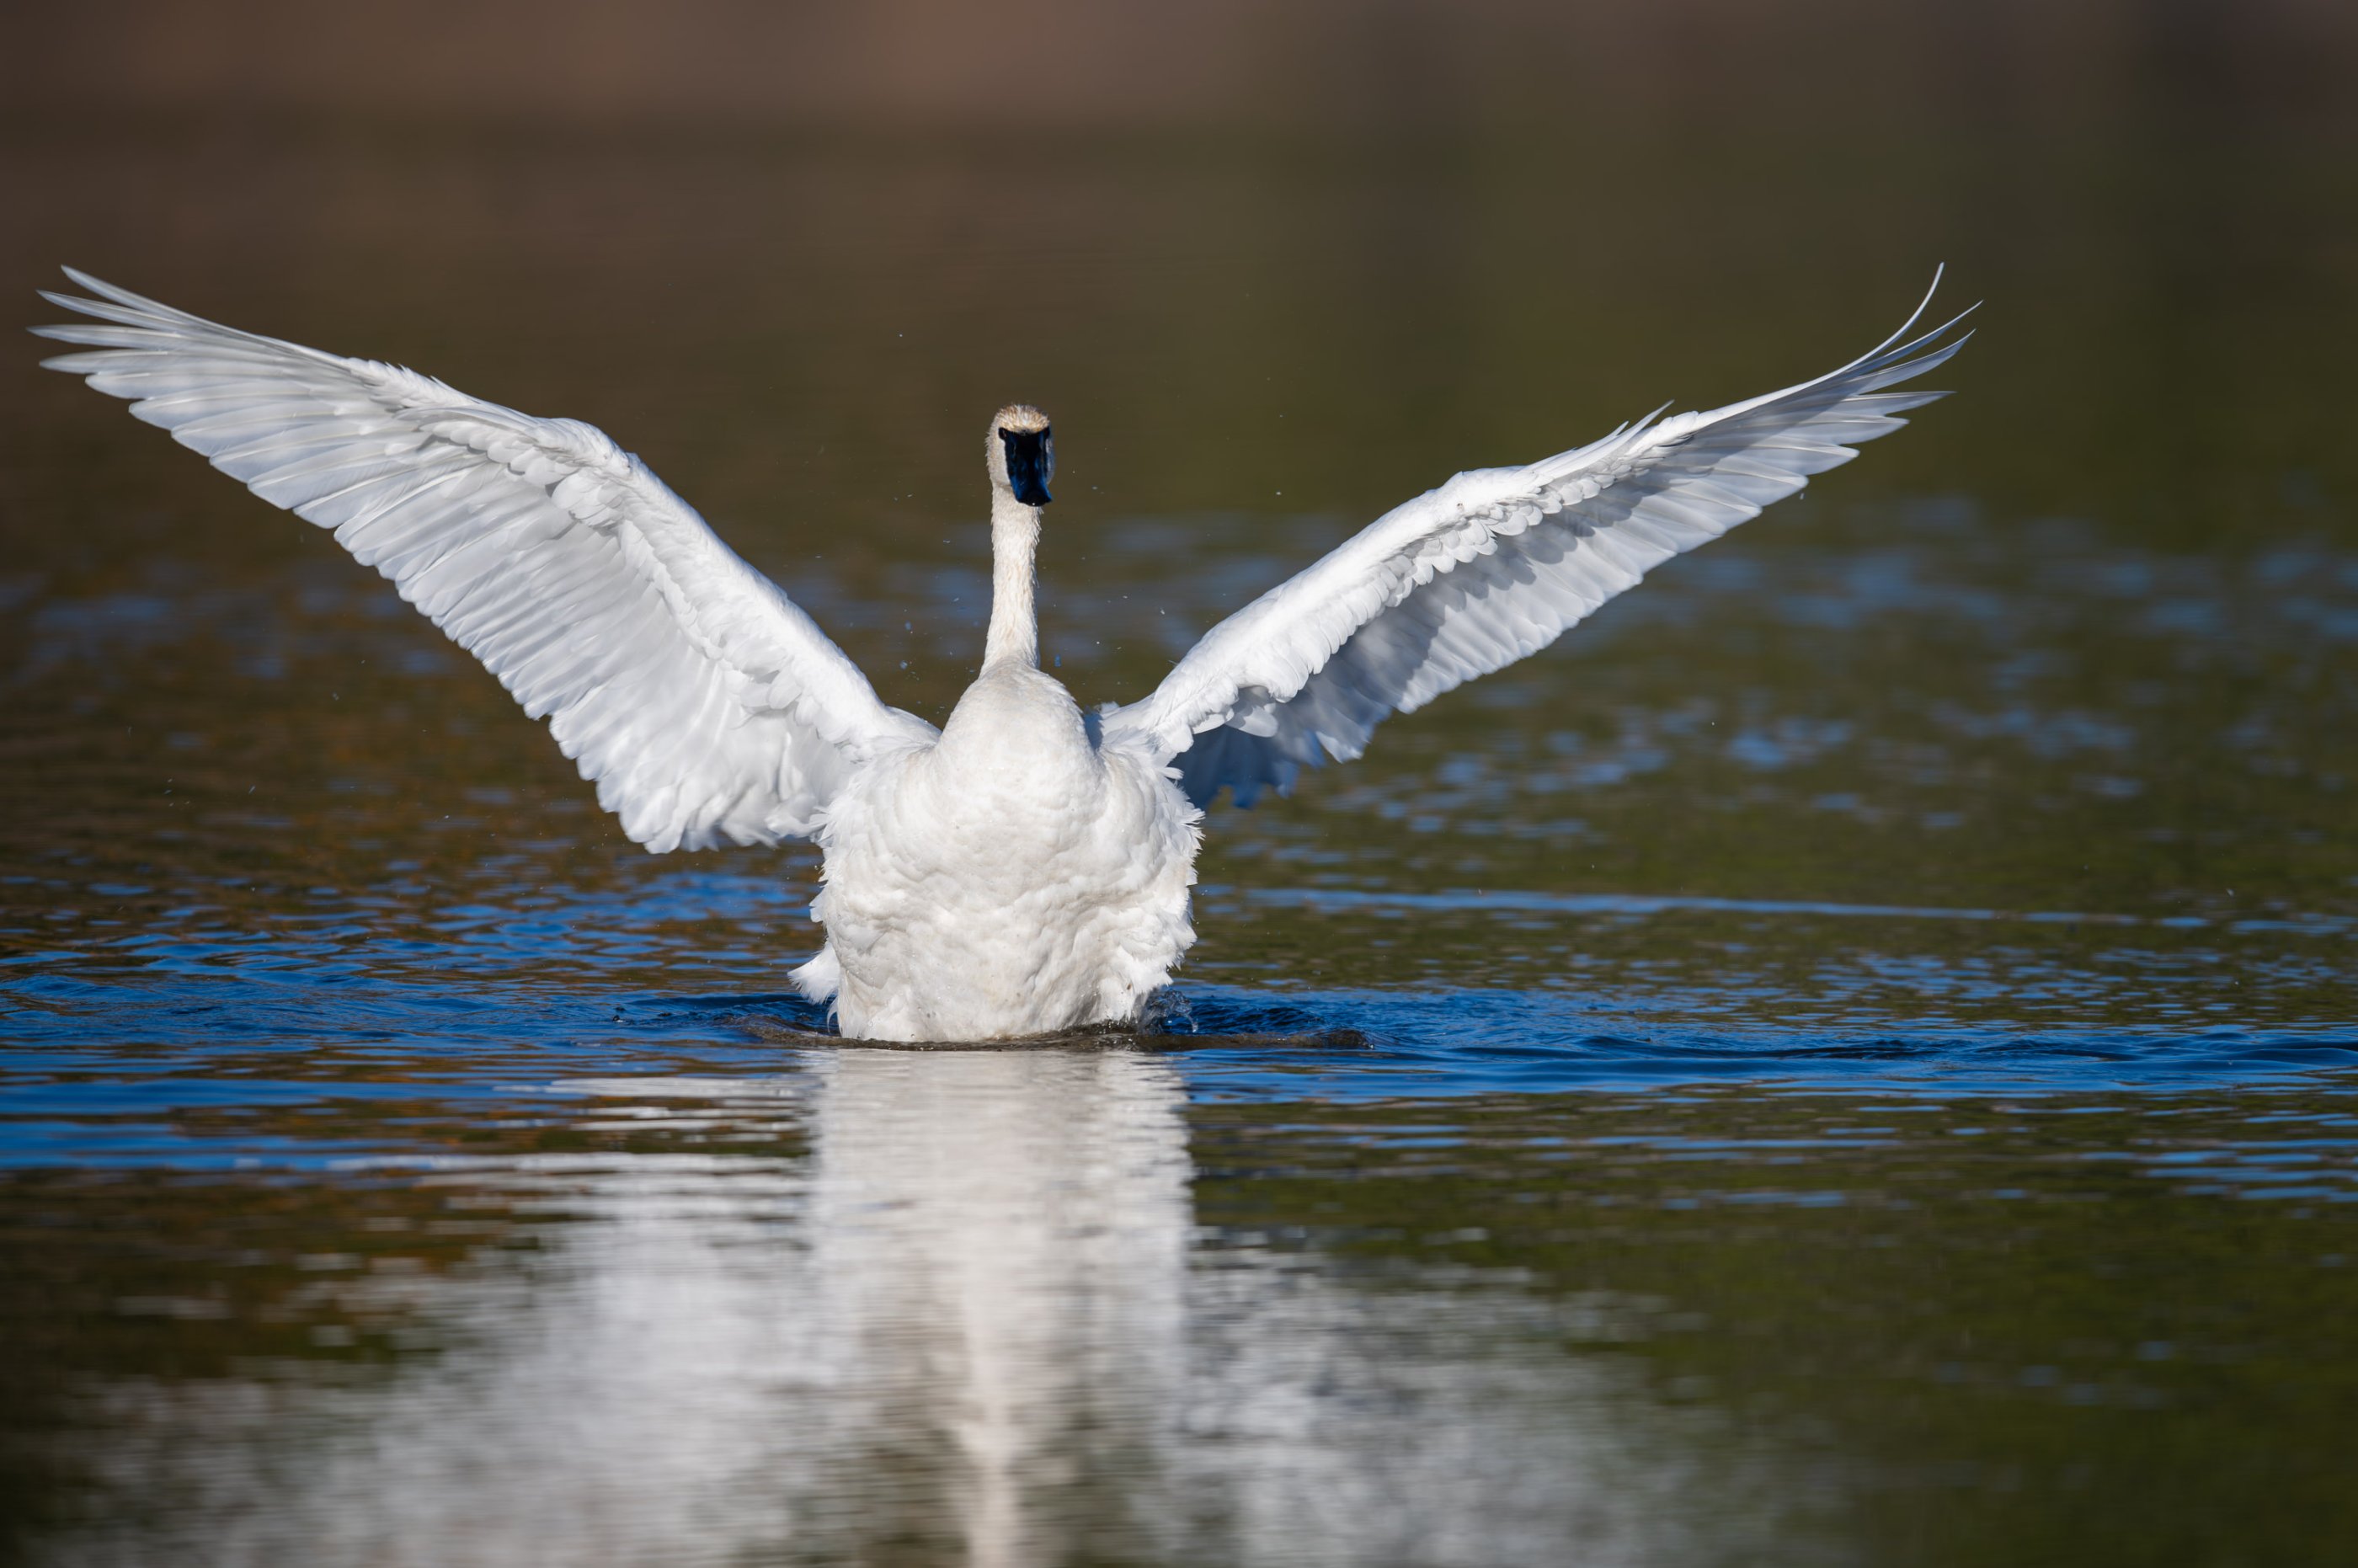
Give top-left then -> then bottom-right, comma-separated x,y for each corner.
989,404 -> 1054,508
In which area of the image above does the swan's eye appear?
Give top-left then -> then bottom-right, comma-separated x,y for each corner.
1000,428 -> 1054,506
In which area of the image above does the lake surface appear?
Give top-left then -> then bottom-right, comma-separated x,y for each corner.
4,35 -> 2358,1565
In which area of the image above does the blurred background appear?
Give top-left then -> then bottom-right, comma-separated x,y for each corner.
4,5 -> 2358,1565
4,0 -> 2355,941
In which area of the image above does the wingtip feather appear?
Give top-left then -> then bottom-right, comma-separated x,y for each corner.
60,267 -> 164,315
1861,264 -> 1945,359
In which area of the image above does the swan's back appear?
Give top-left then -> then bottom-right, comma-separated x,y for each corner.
803,664 -> 1201,1042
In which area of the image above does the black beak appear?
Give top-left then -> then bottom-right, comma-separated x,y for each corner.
1000,428 -> 1054,507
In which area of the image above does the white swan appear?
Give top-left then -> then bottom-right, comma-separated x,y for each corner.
35,269 -> 1969,1042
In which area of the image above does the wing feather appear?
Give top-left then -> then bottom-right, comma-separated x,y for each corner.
35,269 -> 930,851
1105,274 -> 1971,808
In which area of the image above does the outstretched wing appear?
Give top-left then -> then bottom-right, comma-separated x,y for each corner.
1102,275 -> 1971,808
35,269 -> 931,852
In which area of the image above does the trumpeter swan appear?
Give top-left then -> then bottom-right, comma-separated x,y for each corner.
35,269 -> 1969,1042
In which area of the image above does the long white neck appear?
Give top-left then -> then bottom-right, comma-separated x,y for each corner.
984,488 -> 1041,669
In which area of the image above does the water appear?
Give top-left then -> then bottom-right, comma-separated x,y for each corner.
5,8 -> 2358,1562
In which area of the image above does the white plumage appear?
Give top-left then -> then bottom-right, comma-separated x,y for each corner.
35,268 -> 1969,1041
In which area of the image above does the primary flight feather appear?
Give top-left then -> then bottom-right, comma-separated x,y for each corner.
35,268 -> 1970,1042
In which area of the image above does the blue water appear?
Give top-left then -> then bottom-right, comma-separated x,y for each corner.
7,860 -> 2355,1165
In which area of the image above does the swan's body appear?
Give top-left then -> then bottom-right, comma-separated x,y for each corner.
35,269 -> 1969,1042
812,659 -> 1198,1039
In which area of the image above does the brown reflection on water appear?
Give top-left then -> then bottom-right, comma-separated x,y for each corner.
4,1056 -> 2355,1565
0,1053 -> 1763,1566
1190,1085 -> 2358,1567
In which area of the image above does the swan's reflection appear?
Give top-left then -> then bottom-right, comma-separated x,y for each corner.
800,1048 -> 1190,1566
58,1049 -> 1747,1567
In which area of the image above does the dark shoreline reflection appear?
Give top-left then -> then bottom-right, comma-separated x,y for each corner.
5,1043 -> 2355,1565
8,1048 -> 1827,1567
